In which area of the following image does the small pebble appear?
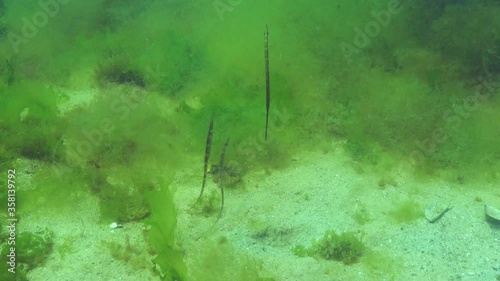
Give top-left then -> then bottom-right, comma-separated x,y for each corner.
109,222 -> 122,229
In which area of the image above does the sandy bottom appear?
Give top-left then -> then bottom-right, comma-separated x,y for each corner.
174,148 -> 500,281
19,147 -> 500,281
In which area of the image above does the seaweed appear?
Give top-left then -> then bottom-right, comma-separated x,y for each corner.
190,240 -> 275,281
192,189 -> 220,217
389,199 -> 423,223
102,235 -> 152,270
144,187 -> 187,281
292,230 -> 365,265
0,81 -> 64,164
95,57 -> 146,88
209,161 -> 244,189
353,203 -> 372,225
17,229 -> 54,269
0,228 -> 54,280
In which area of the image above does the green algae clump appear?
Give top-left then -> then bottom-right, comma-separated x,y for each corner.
389,200 -> 423,223
292,230 -> 365,265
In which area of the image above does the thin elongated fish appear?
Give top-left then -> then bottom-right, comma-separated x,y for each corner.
216,138 -> 230,221
195,137 -> 230,238
264,25 -> 270,141
191,116 -> 214,208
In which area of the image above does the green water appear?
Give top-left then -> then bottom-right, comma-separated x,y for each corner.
0,0 -> 498,280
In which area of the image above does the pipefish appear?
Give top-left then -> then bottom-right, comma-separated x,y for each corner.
264,24 -> 271,141
190,116 -> 214,209
216,138 -> 230,221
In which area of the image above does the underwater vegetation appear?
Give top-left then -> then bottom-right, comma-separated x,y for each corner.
189,239 -> 275,281
0,0 -> 498,280
144,187 -> 187,281
352,202 -> 372,225
389,199 -> 423,223
103,237 -> 140,265
101,235 -> 156,272
209,161 -> 244,189
95,58 -> 147,88
0,81 -> 64,170
292,230 -> 366,265
293,0 -> 500,180
362,251 -> 398,280
57,87 -> 188,223
191,189 -> 221,217
0,228 -> 54,281
404,0 -> 500,76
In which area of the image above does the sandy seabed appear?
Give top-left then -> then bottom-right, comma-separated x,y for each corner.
18,146 -> 500,281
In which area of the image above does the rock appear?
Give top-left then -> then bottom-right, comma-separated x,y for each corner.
484,205 -> 500,223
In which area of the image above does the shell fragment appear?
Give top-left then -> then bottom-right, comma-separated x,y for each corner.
484,205 -> 500,223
